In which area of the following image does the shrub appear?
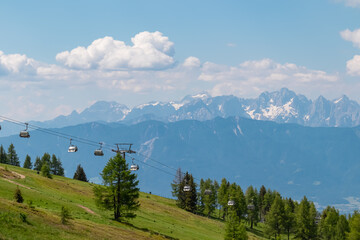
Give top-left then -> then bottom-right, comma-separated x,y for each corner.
14,187 -> 24,203
61,206 -> 71,224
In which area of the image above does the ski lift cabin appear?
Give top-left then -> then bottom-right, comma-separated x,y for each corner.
183,185 -> 191,192
130,164 -> 139,171
228,200 -> 235,206
19,123 -> 30,138
68,139 -> 78,153
94,143 -> 104,156
247,204 -> 255,210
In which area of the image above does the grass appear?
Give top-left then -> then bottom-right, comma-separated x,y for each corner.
0,163 -> 267,240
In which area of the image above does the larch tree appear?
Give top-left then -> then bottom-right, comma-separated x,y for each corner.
93,153 -> 140,221
265,195 -> 284,239
7,143 -> 19,166
50,154 -> 64,176
0,145 -> 8,164
23,155 -> 33,169
73,164 -> 88,182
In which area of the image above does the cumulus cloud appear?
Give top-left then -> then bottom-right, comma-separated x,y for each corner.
340,28 -> 360,48
0,51 -> 38,75
198,59 -> 339,97
56,31 -> 175,70
346,55 -> 360,75
183,56 -> 201,68
313,181 -> 321,186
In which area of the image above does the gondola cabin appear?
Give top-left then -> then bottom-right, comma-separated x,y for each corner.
247,204 -> 255,210
204,189 -> 212,195
130,164 -> 139,171
68,145 -> 78,153
94,149 -> 104,156
228,200 -> 235,206
19,131 -> 30,138
183,185 -> 191,192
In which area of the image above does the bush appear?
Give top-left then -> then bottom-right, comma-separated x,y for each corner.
14,187 -> 24,203
41,162 -> 52,179
61,206 -> 71,224
19,213 -> 27,223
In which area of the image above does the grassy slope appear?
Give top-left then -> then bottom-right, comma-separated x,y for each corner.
0,164 -> 265,240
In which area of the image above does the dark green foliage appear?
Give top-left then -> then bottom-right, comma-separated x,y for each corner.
93,153 -> 140,221
198,178 -> 217,217
19,213 -> 27,223
50,154 -> 64,176
265,195 -> 284,239
228,183 -> 247,221
41,162 -> 52,179
0,145 -> 8,164
33,156 -> 42,171
178,172 -> 197,213
14,187 -> 24,203
23,155 -> 32,169
283,198 -> 296,240
335,215 -> 349,240
7,143 -> 19,166
295,196 -> 317,239
218,178 -> 230,220
224,211 -> 248,240
171,167 -> 183,203
61,206 -> 71,224
258,185 -> 266,221
245,186 -> 259,229
73,164 -> 88,182
348,212 -> 360,240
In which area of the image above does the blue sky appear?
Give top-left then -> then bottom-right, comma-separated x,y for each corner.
0,0 -> 360,120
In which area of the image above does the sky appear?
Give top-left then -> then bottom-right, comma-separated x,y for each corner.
0,0 -> 360,121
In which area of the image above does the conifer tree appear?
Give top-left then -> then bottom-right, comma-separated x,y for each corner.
23,155 -> 33,169
348,212 -> 360,240
50,154 -> 64,176
7,143 -> 19,166
224,210 -> 248,240
283,198 -> 296,240
171,167 -> 183,205
93,153 -> 140,221
41,162 -> 52,179
0,145 -> 7,164
259,185 -> 267,221
218,178 -> 230,219
295,196 -> 317,239
33,156 -> 42,171
199,178 -> 217,217
178,172 -> 197,213
318,206 -> 339,239
335,214 -> 349,240
73,164 -> 88,182
265,195 -> 284,239
245,185 -> 259,229
14,186 -> 24,203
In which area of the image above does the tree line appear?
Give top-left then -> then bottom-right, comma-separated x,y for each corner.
171,168 -> 360,239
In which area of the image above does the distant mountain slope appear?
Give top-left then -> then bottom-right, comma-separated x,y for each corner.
2,88 -> 360,137
1,117 -> 360,212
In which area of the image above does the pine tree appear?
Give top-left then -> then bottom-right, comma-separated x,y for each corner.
318,206 -> 339,239
224,210 -> 248,240
14,186 -> 24,203
335,214 -> 349,240
23,155 -> 33,169
218,178 -> 230,220
283,198 -> 296,240
265,195 -> 284,239
228,183 -> 247,220
199,178 -> 217,217
93,153 -> 140,221
171,167 -> 183,205
33,156 -> 42,171
73,164 -> 88,182
51,154 -> 64,176
295,196 -> 317,239
7,143 -> 19,166
178,172 -> 197,213
41,162 -> 52,179
0,145 -> 8,164
245,185 -> 259,229
348,212 -> 360,240
259,185 -> 267,222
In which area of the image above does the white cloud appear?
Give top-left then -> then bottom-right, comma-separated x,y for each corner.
183,56 -> 201,68
287,181 -> 294,185
0,51 -> 38,75
198,59 -> 339,97
346,55 -> 360,75
227,43 -> 236,47
338,0 -> 360,7
333,196 -> 360,213
340,28 -> 360,48
56,31 -> 175,70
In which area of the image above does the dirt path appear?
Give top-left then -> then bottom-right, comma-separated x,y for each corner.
0,167 -> 26,179
77,204 -> 99,216
1,178 -> 32,190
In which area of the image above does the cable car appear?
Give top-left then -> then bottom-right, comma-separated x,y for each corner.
204,189 -> 212,195
228,200 -> 235,206
68,139 -> 78,152
183,185 -> 191,192
19,123 -> 30,138
247,204 -> 255,210
130,164 -> 139,171
94,143 -> 104,156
